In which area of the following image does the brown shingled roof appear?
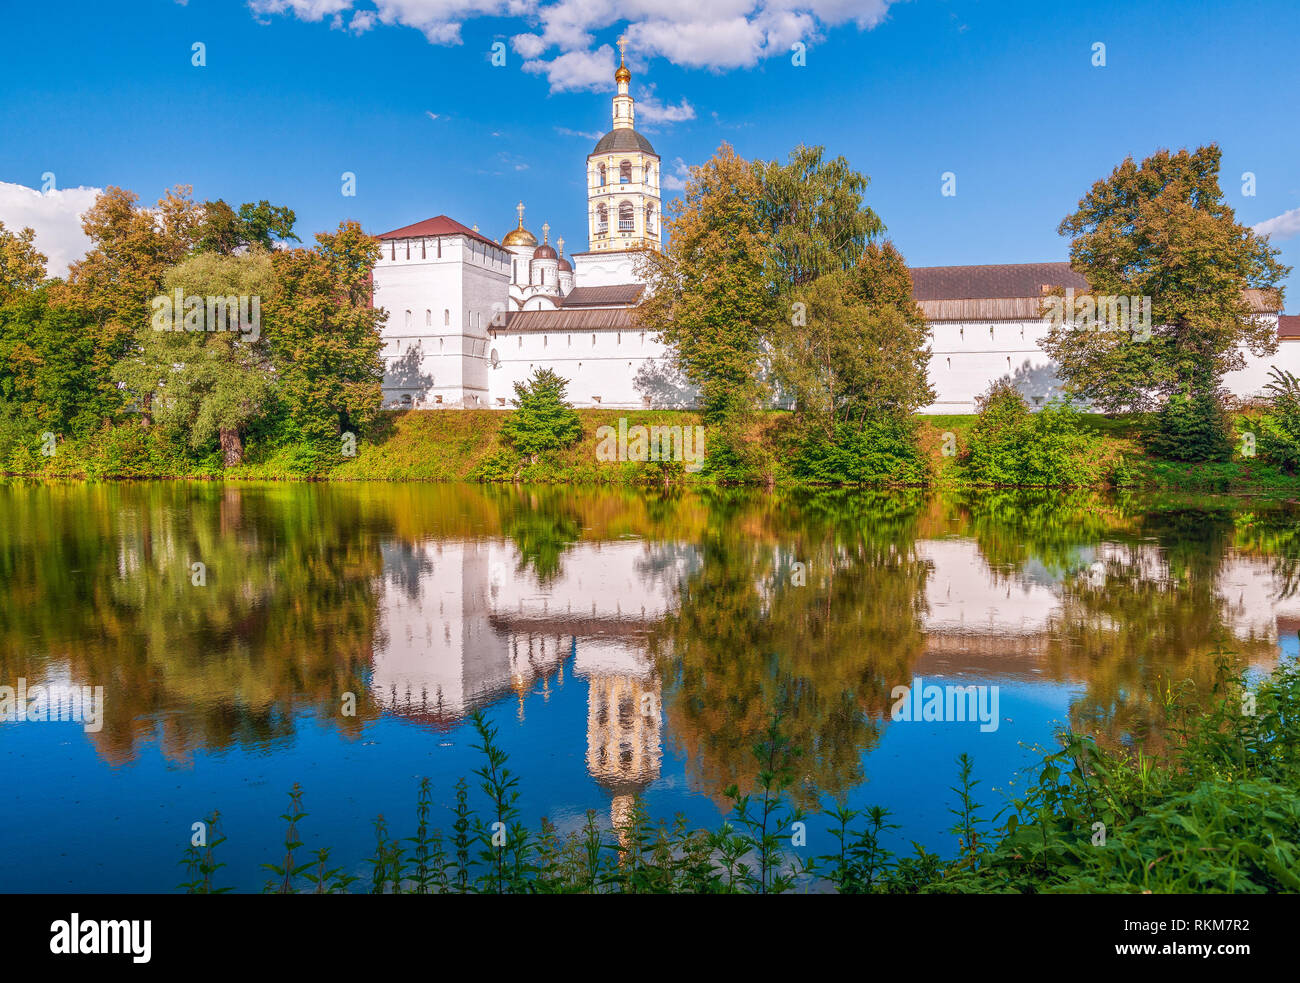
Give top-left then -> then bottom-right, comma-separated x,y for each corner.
561,284 -> 645,307
374,214 -> 504,251
1280,315 -> 1300,339
909,262 -> 1089,301
497,308 -> 639,333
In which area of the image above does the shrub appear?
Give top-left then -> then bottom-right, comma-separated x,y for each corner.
1144,387 -> 1234,462
499,369 -> 582,461
961,381 -> 1093,486
790,414 -> 930,485
1256,368 -> 1300,473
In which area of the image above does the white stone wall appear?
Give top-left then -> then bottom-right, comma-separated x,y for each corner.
373,234 -> 509,408
487,326 -> 670,409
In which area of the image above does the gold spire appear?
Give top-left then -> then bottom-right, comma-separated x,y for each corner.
502,200 -> 537,246
542,221 -> 550,243
615,35 -> 630,83
556,236 -> 564,256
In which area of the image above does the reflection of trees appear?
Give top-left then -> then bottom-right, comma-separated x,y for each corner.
1234,509 -> 1300,601
649,489 -> 932,809
0,483 -> 385,764
958,493 -> 1285,755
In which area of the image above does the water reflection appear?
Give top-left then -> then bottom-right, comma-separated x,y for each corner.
2,481 -> 1297,883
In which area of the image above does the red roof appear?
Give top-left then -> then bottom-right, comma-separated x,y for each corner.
375,215 -> 503,251
1280,315 -> 1300,339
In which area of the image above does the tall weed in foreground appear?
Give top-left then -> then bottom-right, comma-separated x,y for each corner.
183,658 -> 1300,893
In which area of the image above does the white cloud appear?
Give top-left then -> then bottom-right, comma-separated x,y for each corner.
661,157 -> 692,192
635,84 -> 694,124
1254,207 -> 1300,243
0,181 -> 100,279
426,110 -> 442,120
522,44 -> 616,92
555,126 -> 604,140
248,1 -> 903,88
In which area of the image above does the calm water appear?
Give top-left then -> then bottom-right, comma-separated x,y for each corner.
1,481 -> 1297,892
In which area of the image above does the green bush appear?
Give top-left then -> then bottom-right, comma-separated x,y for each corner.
1145,387 -> 1234,462
789,414 -> 930,485
961,381 -> 1093,486
1256,368 -> 1300,473
499,368 -> 582,460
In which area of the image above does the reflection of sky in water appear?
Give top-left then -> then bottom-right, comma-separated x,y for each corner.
3,484 -> 1300,892
1,670 -> 1085,893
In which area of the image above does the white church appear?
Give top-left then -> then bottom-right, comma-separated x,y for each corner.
370,55 -> 1300,415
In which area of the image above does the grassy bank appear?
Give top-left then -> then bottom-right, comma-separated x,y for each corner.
183,657 -> 1300,894
3,408 -> 1299,491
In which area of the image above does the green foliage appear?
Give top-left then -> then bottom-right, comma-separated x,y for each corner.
188,657 -> 1300,894
1046,144 -> 1289,411
1145,388 -> 1235,463
499,368 -> 582,459
788,414 -> 930,485
1256,368 -> 1300,472
961,381 -> 1095,486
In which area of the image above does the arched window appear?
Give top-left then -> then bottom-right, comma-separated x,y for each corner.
619,160 -> 632,183
425,310 -> 431,327
618,201 -> 634,231
598,164 -> 607,186
644,204 -> 655,234
647,165 -> 655,187
404,309 -> 412,328
443,309 -> 450,326
596,203 -> 608,233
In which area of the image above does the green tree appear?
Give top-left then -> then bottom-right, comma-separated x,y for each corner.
265,221 -> 385,447
0,221 -> 47,302
962,381 -> 1093,486
1044,145 -> 1289,412
637,143 -> 772,425
757,144 -> 884,290
1257,368 -> 1300,472
196,200 -> 299,256
113,249 -> 276,465
499,368 -> 582,460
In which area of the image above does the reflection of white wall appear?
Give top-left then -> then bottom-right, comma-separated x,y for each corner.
371,540 -> 692,716
1218,554 -> 1300,641
918,539 -> 1061,635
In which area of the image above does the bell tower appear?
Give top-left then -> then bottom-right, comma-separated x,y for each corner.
586,37 -> 661,254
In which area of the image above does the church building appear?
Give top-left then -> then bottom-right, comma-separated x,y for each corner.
370,52 -> 1299,414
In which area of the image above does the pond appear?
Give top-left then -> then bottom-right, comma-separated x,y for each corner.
1,481 -> 1297,892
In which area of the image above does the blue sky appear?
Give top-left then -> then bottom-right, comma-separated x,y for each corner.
1,0 -> 1297,304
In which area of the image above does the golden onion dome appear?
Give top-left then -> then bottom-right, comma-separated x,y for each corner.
503,227 -> 537,246
615,63 -> 630,84
503,200 -> 538,246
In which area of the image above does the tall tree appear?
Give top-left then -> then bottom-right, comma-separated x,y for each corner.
1044,145 -> 1289,411
114,249 -> 276,466
0,221 -> 47,301
637,143 -> 773,424
757,144 -> 884,290
195,199 -> 299,255
265,221 -> 385,445
772,243 -> 934,434
56,185 -> 202,422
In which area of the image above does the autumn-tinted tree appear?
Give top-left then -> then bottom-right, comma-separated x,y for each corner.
0,221 -> 47,301
637,144 -> 772,424
265,220 -> 385,446
1044,145 -> 1289,412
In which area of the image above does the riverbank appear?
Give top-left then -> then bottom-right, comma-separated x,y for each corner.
3,408 -> 1299,491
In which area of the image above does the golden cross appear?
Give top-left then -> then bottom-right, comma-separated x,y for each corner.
617,35 -> 626,63
542,221 -> 550,242
557,236 -> 564,255
516,201 -> 525,226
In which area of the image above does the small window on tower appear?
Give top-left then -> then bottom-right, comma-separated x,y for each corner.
619,161 -> 631,183
596,204 -> 608,233
598,164 -> 607,186
618,202 -> 634,231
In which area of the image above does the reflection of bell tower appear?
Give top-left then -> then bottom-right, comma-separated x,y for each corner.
585,672 -> 661,837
